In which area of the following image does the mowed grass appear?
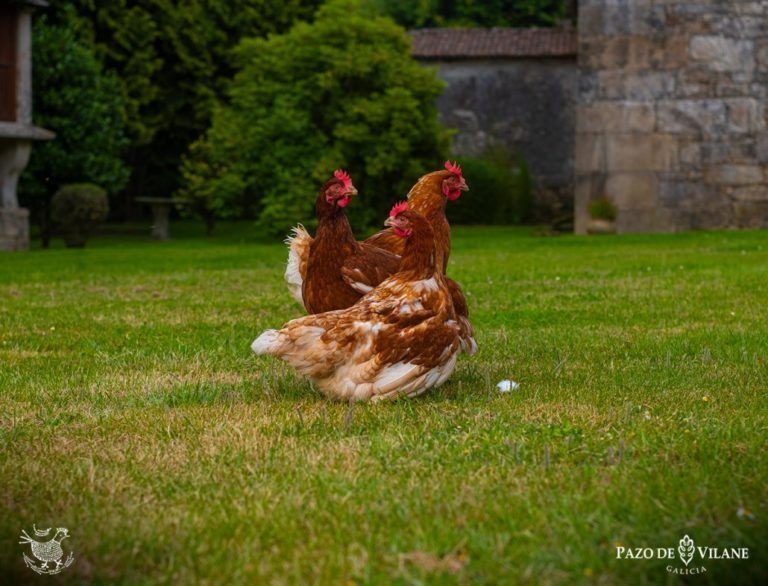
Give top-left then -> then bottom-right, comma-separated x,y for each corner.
1,222 -> 766,584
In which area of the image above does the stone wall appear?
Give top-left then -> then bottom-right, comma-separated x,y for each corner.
575,0 -> 768,233
428,58 -> 577,214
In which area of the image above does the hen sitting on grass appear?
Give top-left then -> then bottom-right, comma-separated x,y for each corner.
254,202 -> 462,402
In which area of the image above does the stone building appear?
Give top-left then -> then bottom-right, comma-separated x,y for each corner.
413,1 -> 768,232
411,28 -> 578,215
575,0 -> 768,233
0,0 -> 53,251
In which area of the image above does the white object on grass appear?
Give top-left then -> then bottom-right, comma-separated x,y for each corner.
497,379 -> 520,393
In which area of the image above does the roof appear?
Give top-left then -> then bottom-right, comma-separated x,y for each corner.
410,28 -> 577,60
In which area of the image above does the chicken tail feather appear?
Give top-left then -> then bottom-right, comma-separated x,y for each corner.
284,224 -> 311,306
251,329 -> 280,355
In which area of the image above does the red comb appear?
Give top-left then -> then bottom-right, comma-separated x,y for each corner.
389,201 -> 408,218
445,160 -> 462,176
333,169 -> 352,189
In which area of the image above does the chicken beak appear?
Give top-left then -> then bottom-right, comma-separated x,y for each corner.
384,216 -> 395,228
460,179 -> 469,192
348,187 -> 358,196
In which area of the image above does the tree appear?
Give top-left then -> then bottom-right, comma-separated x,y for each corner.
19,18 -> 129,247
368,0 -> 567,29
44,1 -> 323,212
180,0 -> 450,237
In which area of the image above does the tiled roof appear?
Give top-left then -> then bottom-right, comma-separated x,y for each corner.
410,28 -> 577,59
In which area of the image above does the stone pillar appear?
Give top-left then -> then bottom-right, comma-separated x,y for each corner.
0,140 -> 32,250
575,0 -> 768,233
0,3 -> 54,251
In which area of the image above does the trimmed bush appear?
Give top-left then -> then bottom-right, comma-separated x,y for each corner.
50,184 -> 109,248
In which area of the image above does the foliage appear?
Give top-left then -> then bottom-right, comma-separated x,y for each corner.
50,184 -> 109,247
369,0 -> 568,28
45,0 -> 323,202
588,197 -> 617,221
181,0 -> 450,236
449,149 -> 532,225
19,18 -> 128,246
1,225 -> 766,583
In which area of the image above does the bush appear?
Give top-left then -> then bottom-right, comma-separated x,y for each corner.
19,17 -> 128,247
179,0 -> 450,237
50,184 -> 109,248
448,149 -> 533,225
588,197 -> 617,221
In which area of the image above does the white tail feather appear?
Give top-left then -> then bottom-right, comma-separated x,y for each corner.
284,225 -> 311,306
251,329 -> 280,355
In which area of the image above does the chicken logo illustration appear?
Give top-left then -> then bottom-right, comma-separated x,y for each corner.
19,524 -> 74,575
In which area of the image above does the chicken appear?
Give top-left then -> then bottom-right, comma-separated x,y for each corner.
365,161 -> 476,354
284,164 -> 477,354
254,202 -> 461,402
284,170 -> 400,313
19,528 -> 69,571
365,160 -> 468,272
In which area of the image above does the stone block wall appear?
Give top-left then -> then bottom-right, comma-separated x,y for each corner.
429,59 -> 577,216
575,0 -> 768,233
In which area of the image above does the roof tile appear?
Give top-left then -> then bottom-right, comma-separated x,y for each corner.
410,28 -> 577,59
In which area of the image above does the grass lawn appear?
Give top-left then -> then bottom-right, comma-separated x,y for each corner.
1,223 -> 766,584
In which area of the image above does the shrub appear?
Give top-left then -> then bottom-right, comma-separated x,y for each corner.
19,17 -> 128,247
588,197 -> 617,221
179,0 -> 450,237
50,184 -> 109,248
448,149 -> 533,225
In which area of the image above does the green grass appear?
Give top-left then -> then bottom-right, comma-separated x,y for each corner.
1,223 -> 766,584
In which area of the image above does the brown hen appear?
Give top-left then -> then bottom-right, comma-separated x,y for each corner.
254,203 -> 461,402
284,170 -> 399,314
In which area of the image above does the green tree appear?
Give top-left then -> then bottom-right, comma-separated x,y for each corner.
20,17 -> 129,247
369,0 -> 567,28
45,1 -> 323,211
180,0 -> 450,237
